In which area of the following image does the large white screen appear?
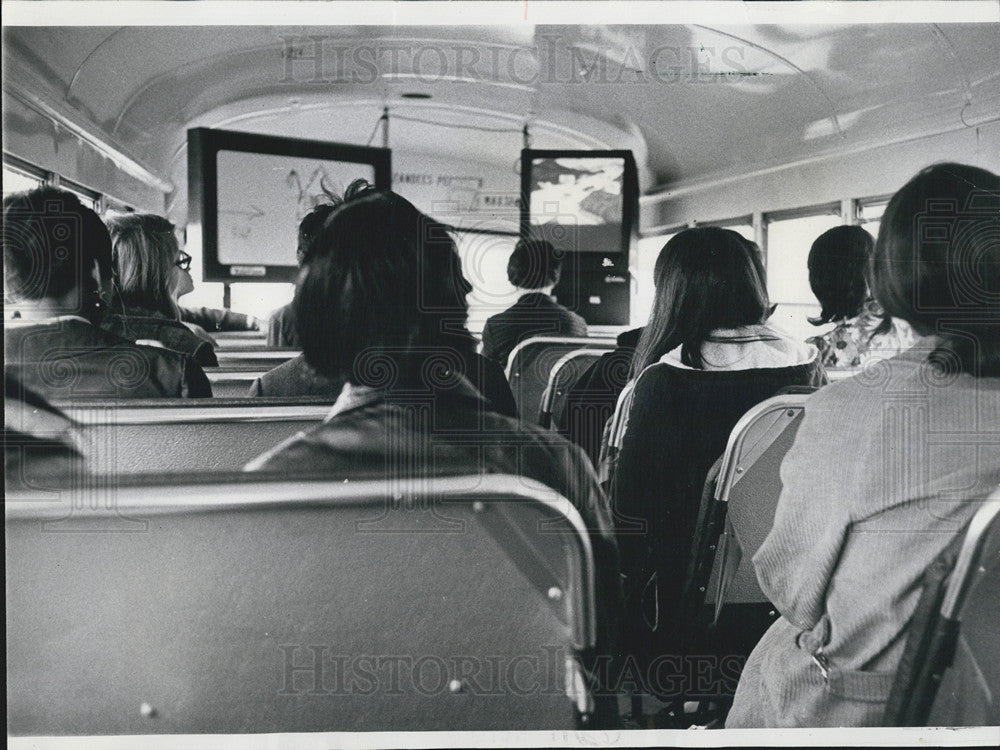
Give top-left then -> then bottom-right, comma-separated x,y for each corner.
216,150 -> 375,266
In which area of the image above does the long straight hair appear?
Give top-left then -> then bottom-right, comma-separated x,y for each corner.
107,213 -> 181,319
631,227 -> 770,375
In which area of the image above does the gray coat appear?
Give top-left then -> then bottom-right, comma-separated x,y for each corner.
727,341 -> 1000,727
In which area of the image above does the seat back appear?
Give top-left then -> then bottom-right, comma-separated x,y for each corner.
212,330 -> 268,351
538,349 -> 607,428
505,336 -> 616,421
6,474 -> 597,734
214,349 -> 298,369
704,394 -> 811,616
885,492 -> 1000,726
207,366 -> 270,397
63,401 -> 331,474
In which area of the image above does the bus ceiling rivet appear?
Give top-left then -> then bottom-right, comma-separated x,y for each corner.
448,679 -> 464,694
140,702 -> 156,718
699,586 -> 705,592
472,501 -> 485,513
547,586 -> 563,601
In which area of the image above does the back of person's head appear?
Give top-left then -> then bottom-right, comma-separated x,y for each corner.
507,238 -> 562,290
296,203 -> 341,265
873,162 -> 1000,376
3,187 -> 111,315
294,185 -> 473,383
107,213 -> 181,318
808,225 -> 874,325
632,227 -> 769,373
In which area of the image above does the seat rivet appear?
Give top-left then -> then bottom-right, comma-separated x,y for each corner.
140,702 -> 156,718
449,679 -> 464,693
548,586 -> 563,601
472,501 -> 485,513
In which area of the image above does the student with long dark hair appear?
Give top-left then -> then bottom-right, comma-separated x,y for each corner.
604,227 -> 823,709
727,163 -> 1000,727
805,225 -> 913,367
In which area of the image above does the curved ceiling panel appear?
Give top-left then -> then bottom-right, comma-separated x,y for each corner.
3,23 -> 998,194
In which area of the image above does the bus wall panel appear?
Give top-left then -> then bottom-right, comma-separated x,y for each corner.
644,121 -> 1000,230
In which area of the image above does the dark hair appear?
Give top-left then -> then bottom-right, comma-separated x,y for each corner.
873,162 -> 999,376
632,227 -> 769,373
807,225 -> 874,325
296,179 -> 373,264
507,238 -> 562,289
294,188 -> 473,382
3,187 -> 111,308
296,203 -> 340,265
107,213 -> 181,318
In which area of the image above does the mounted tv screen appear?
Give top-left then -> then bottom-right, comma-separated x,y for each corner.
189,128 -> 391,282
521,150 -> 638,256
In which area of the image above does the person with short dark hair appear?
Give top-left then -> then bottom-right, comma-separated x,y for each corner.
481,238 -> 587,367
727,163 -> 1000,727
4,188 -> 211,400
805,225 -> 913,367
101,213 -> 218,367
245,189 -> 621,721
267,200 -> 342,349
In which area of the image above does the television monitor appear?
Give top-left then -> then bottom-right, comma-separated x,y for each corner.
188,128 -> 391,282
521,150 -> 638,257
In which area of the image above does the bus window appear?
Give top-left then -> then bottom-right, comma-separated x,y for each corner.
858,199 -> 888,245
2,164 -> 42,196
228,283 -> 295,322
454,230 -> 519,337
633,232 -> 676,327
764,208 -> 841,341
702,219 -> 754,244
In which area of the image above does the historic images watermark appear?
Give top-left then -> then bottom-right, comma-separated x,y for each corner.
278,644 -> 745,699
276,34 -> 761,87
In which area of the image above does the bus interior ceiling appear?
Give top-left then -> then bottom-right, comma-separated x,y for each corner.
3,19 -> 1000,332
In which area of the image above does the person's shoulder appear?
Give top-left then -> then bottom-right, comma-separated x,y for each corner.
268,303 -> 293,324
803,349 -> 926,415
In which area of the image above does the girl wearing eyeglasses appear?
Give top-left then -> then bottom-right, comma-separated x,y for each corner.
101,213 -> 218,367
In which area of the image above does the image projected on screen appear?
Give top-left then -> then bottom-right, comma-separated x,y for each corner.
216,150 -> 375,266
529,157 -> 623,253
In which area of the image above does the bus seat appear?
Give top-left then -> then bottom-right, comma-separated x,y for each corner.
211,331 -> 268,351
206,367 -> 271,398
214,350 -> 298,369
538,348 -> 608,428
63,401 -> 332,474
705,393 -> 813,617
6,474 -> 601,733
654,393 -> 811,712
884,492 -> 1000,726
505,336 -> 616,422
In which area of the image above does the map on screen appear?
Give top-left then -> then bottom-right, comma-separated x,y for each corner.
215,150 -> 375,266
